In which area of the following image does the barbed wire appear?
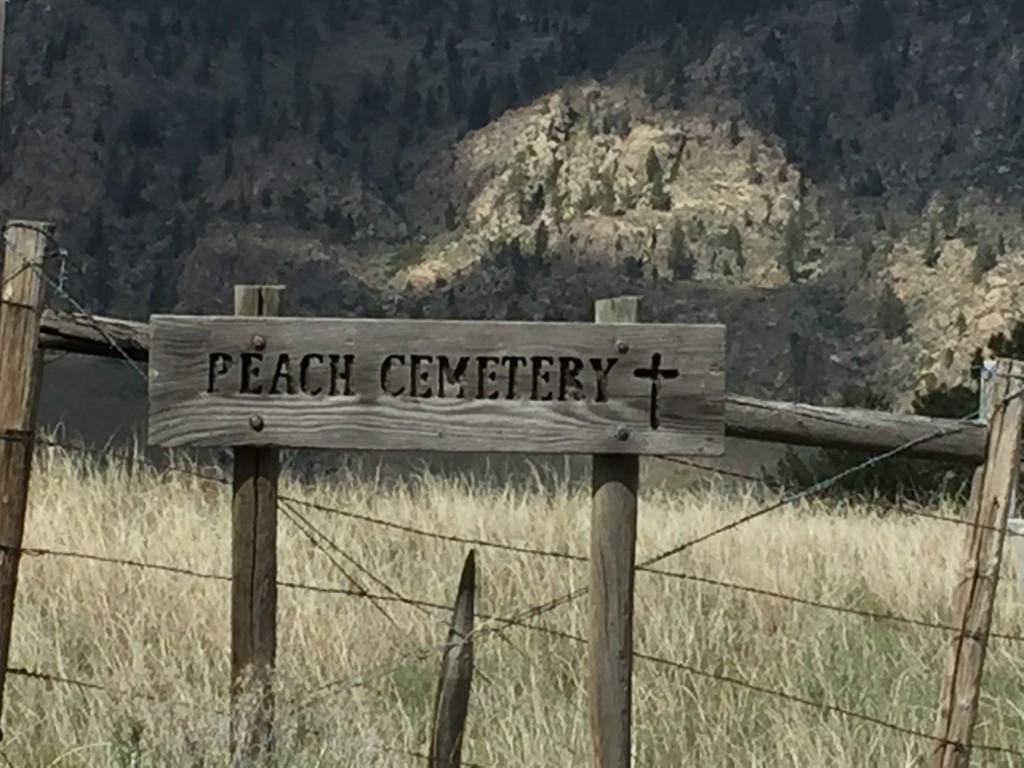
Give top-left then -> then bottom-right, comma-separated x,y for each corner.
520,624 -> 1024,760
18,567 -> 1010,763
1,222 -> 62,245
22,428 -> 1022,544
641,566 -> 1024,644
280,593 -> 1023,761
9,534 -> 1022,650
288,394 -> 1019,708
279,494 -> 588,562
8,276 -> 1024,755
9,432 -> 1024,591
655,454 -> 767,482
0,260 -> 43,292
9,661 -> 502,766
7,665 -> 226,717
0,542 -> 230,583
284,477 -> 1024,544
373,746 -> 491,768
7,448 -> 1022,760
34,268 -> 149,381
279,500 -> 415,631
1,222 -> 65,291
278,500 -> 529,679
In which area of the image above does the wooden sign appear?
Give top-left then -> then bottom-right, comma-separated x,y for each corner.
147,316 -> 725,455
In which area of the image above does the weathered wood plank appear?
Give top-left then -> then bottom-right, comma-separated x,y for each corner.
229,287 -> 281,763
723,396 -> 986,464
41,312 -> 991,463
39,311 -> 150,360
589,296 -> 639,768
148,316 -> 726,456
0,221 -> 52,735
929,358 -> 1024,768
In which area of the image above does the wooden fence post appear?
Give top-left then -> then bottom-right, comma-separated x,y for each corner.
930,358 -> 1024,768
429,550 -> 477,768
989,357 -> 1024,602
0,221 -> 53,738
965,359 -> 999,513
589,296 -> 641,768
1007,519 -> 1024,603
230,284 -> 283,762
977,359 -> 997,425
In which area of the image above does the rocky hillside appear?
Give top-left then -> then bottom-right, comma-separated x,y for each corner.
4,0 -> 1024,421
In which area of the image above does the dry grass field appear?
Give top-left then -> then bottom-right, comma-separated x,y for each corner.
2,445 -> 1023,767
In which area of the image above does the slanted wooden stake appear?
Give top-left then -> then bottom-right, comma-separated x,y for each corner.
0,221 -> 53,738
930,358 -> 1024,768
230,284 -> 283,762
589,295 -> 641,768
429,550 -> 477,768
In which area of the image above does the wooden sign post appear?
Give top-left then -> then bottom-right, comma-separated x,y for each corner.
147,307 -> 726,765
590,296 -> 641,768
229,285 -> 282,762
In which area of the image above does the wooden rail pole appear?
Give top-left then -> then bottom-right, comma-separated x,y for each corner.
230,285 -> 283,762
0,221 -> 53,737
589,296 -> 640,768
930,358 -> 1024,768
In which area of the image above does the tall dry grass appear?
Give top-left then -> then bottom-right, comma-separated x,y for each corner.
1,444 -> 1022,766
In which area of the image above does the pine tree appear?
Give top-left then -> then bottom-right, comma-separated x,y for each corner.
456,0 -> 472,30
972,242 -> 998,283
922,220 -> 940,267
645,148 -> 662,184
223,144 -> 235,180
853,0 -> 894,55
668,219 -> 694,280
448,63 -> 466,117
466,74 -> 492,129
444,201 -> 458,231
86,207 -> 114,312
722,224 -> 742,254
780,208 -> 805,283
647,149 -> 670,210
179,154 -> 200,201
871,55 -> 900,117
831,14 -> 846,43
535,221 -> 549,259
879,284 -> 909,339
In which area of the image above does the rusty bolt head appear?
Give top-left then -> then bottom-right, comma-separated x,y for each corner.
249,415 -> 265,432
615,339 -> 630,354
613,424 -> 630,441
252,334 -> 267,351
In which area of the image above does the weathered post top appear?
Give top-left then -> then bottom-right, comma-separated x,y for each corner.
147,316 -> 726,456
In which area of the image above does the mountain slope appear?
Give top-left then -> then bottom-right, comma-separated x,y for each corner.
3,0 -> 1024,426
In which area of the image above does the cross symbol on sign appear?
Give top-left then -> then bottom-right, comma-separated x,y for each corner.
633,353 -> 680,429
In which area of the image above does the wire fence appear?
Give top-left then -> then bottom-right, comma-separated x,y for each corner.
2,245 -> 1024,763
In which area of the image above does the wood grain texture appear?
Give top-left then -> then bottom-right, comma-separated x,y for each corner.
38,312 -> 992,463
229,286 -> 280,762
429,550 -> 476,768
723,395 -> 987,464
929,358 -> 1024,768
0,221 -> 52,735
39,311 -> 150,360
148,315 -> 726,456
588,296 -> 639,768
